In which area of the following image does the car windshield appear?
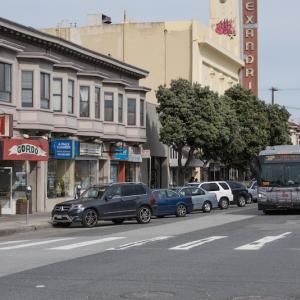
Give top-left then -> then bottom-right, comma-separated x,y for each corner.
260,163 -> 300,187
80,187 -> 106,199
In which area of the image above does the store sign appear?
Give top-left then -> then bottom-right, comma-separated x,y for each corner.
243,0 -> 258,95
0,115 -> 13,138
111,146 -> 128,161
50,140 -> 79,159
80,143 -> 102,157
141,149 -> 151,159
1,139 -> 48,161
128,146 -> 142,162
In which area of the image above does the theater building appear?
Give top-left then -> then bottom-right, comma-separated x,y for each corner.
0,17 -> 149,214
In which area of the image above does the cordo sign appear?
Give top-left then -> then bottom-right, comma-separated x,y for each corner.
1,139 -> 48,161
243,0 -> 258,95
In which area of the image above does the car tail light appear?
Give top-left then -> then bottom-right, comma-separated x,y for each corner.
150,195 -> 157,205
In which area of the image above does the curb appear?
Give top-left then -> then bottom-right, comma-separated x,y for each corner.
0,223 -> 52,237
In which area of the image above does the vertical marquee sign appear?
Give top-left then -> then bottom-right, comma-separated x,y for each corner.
243,0 -> 258,95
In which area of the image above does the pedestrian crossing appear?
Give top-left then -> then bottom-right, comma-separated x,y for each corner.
0,232 -> 295,253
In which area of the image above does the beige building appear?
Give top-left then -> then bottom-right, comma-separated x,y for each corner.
43,0 -> 244,186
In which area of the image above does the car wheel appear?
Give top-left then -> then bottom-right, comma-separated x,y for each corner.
82,209 -> 98,228
136,206 -> 152,224
219,197 -> 229,209
202,201 -> 212,213
112,219 -> 125,225
247,194 -> 253,204
237,195 -> 246,207
176,204 -> 187,217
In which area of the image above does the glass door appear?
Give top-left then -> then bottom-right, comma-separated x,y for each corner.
0,167 -> 12,214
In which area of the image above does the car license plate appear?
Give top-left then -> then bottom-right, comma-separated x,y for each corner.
55,215 -> 63,220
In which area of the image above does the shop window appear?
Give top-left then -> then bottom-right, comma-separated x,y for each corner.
21,71 -> 33,107
104,92 -> 114,121
68,79 -> 74,114
118,94 -> 123,123
40,72 -> 50,109
140,99 -> 145,126
95,87 -> 101,119
75,160 -> 97,190
127,98 -> 136,125
53,78 -> 62,112
80,86 -> 90,117
47,159 -> 73,198
0,62 -> 11,102
125,162 -> 137,182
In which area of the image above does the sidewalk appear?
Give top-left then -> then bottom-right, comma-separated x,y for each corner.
0,213 -> 52,237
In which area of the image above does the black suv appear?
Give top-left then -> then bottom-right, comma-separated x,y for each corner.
226,181 -> 250,207
51,182 -> 157,227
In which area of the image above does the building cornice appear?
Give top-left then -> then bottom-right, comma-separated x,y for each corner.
0,39 -> 25,52
17,52 -> 60,63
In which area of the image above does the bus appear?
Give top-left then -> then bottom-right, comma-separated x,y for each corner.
252,145 -> 300,214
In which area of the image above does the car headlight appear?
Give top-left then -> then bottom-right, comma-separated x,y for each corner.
71,204 -> 84,210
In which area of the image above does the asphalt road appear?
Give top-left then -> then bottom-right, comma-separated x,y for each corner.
0,205 -> 300,300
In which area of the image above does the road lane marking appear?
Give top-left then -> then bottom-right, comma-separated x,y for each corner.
108,236 -> 172,250
169,236 -> 227,250
0,240 -> 30,246
49,237 -> 126,250
0,238 -> 74,250
235,232 -> 292,250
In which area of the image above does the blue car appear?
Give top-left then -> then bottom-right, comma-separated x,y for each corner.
152,189 -> 193,217
172,186 -> 219,213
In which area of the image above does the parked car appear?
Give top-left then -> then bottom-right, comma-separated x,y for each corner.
247,180 -> 258,202
226,181 -> 250,206
152,189 -> 193,217
172,186 -> 218,213
187,181 -> 233,209
51,182 -> 157,227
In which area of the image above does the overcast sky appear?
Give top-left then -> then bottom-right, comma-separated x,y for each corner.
2,0 -> 300,120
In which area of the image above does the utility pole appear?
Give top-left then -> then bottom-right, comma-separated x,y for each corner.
270,87 -> 279,105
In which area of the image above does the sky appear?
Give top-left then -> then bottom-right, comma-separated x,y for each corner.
1,0 -> 300,121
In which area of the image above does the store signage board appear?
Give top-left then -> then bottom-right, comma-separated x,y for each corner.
80,143 -> 102,157
1,139 -> 48,161
128,154 -> 142,163
141,149 -> 151,158
112,146 -> 128,161
50,140 -> 79,159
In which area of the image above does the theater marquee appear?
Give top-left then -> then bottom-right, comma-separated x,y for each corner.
243,0 -> 258,95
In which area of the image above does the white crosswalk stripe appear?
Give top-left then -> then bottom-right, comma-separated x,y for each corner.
0,238 -> 75,250
235,232 -> 292,250
169,236 -> 227,250
108,236 -> 173,250
49,237 -> 126,250
0,240 -> 30,246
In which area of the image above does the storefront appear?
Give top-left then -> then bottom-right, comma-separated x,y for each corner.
75,142 -> 102,190
0,138 -> 48,214
110,146 -> 128,183
126,146 -> 142,182
47,140 -> 79,199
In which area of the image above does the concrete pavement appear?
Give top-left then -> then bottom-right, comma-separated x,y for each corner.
0,213 -> 52,236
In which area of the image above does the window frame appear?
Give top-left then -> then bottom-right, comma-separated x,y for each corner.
40,72 -> 50,109
53,78 -> 63,112
127,98 -> 136,126
79,86 -> 90,118
68,79 -> 74,114
95,86 -> 101,119
21,70 -> 33,108
0,62 -> 12,103
104,92 -> 114,122
118,93 -> 123,123
140,99 -> 145,126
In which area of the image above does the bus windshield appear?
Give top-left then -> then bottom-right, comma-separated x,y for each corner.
260,162 -> 300,187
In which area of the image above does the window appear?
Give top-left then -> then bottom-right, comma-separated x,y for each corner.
127,98 -> 136,125
219,182 -> 230,190
122,185 -> 137,196
118,94 -> 123,123
95,87 -> 101,119
181,188 -> 192,196
106,185 -> 121,198
0,62 -> 11,102
53,78 -> 62,112
140,99 -> 145,126
21,71 -> 33,107
191,188 -> 205,195
40,73 -> 50,109
135,184 -> 147,195
104,92 -> 114,121
201,183 -> 220,192
79,86 -> 90,117
166,190 -> 179,198
68,80 -> 74,114
154,190 -> 166,199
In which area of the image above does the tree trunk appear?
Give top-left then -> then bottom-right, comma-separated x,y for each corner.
177,148 -> 185,186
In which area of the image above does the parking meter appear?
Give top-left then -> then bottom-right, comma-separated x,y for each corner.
25,185 -> 32,224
